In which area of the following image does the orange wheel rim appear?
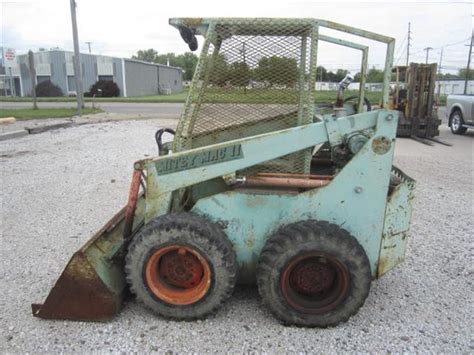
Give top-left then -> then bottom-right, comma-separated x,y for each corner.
145,245 -> 212,305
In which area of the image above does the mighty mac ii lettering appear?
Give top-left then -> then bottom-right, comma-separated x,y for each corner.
155,144 -> 244,175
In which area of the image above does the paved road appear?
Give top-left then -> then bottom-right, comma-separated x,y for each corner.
1,101 -> 185,118
1,101 -> 449,122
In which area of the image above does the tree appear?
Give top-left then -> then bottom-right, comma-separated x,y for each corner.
316,66 -> 327,81
366,67 -> 384,83
208,54 -> 229,86
132,50 -> 199,81
438,72 -> 460,80
155,52 -> 176,66
132,49 -> 159,63
458,68 -> 474,80
228,62 -> 251,87
179,52 -> 199,81
158,52 -> 199,81
255,56 -> 298,87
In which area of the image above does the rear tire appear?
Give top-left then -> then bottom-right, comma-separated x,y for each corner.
125,213 -> 238,320
450,110 -> 467,134
257,220 -> 371,327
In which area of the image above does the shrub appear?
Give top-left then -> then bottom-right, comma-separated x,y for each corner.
35,80 -> 63,97
88,80 -> 120,97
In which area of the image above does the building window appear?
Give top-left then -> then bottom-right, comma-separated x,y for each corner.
37,75 -> 51,83
98,75 -> 113,82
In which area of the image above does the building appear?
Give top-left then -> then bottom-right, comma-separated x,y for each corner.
435,79 -> 473,95
1,49 -> 183,97
315,80 -> 474,94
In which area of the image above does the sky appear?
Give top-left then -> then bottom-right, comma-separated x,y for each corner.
1,0 -> 472,74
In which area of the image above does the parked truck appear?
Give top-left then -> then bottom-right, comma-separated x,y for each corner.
447,94 -> 474,134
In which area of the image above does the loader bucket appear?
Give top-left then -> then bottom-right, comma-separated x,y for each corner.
32,171 -> 145,321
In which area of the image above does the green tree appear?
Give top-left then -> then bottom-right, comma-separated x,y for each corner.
132,49 -> 159,63
438,72 -> 460,80
458,68 -> 474,80
155,53 -> 177,66
255,56 -> 298,87
366,67 -> 384,83
316,66 -> 327,81
228,62 -> 251,87
132,50 -> 199,81
208,54 -> 229,86
177,52 -> 199,81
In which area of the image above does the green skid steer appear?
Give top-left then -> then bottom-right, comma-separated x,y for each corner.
32,18 -> 415,327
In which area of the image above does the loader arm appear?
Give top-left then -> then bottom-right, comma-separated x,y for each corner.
140,109 -> 398,222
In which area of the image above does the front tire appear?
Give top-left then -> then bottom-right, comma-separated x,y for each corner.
450,110 -> 467,134
257,220 -> 371,327
125,213 -> 238,320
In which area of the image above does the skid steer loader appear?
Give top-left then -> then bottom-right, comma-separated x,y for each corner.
32,18 -> 415,327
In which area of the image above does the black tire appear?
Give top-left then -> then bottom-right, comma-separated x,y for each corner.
450,110 -> 467,134
125,213 -> 238,320
257,220 -> 371,327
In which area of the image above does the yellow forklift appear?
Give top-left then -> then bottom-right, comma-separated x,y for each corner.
390,63 -> 450,145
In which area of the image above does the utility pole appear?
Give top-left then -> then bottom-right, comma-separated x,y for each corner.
464,30 -> 473,94
85,41 -> 92,54
436,47 -> 443,105
424,47 -> 433,64
69,0 -> 84,115
406,22 -> 411,66
28,50 -> 38,110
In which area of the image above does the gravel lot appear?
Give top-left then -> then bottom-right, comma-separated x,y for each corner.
1,115 -> 472,352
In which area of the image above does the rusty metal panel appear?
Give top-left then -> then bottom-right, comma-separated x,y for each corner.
32,193 -> 146,321
377,167 -> 416,277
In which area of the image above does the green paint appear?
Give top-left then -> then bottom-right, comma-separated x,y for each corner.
155,144 -> 243,175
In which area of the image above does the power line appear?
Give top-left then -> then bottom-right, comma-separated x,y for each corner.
395,44 -> 408,65
394,34 -> 408,58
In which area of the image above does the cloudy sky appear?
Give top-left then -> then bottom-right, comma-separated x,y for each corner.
1,0 -> 472,74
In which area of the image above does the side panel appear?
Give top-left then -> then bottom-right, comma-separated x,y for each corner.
158,66 -> 183,93
49,51 -> 68,95
124,60 -> 159,97
192,126 -> 397,282
377,167 -> 415,276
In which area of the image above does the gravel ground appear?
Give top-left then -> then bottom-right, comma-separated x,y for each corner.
0,116 -> 472,352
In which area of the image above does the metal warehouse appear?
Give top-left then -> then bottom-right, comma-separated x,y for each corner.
6,50 -> 183,97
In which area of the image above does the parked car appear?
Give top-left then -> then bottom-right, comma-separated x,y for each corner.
446,94 -> 474,134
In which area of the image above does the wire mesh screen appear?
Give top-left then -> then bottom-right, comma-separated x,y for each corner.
175,21 -> 317,175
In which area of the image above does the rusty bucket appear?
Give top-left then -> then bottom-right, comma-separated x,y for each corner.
32,172 -> 145,321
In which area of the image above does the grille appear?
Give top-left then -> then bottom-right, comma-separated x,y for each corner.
174,20 -> 318,175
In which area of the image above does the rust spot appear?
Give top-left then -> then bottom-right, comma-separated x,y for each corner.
372,136 -> 392,155
32,252 -> 123,321
182,18 -> 204,27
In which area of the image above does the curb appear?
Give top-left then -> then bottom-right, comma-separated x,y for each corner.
0,116 -> 179,142
25,122 -> 75,134
0,122 -> 76,142
0,130 -> 29,142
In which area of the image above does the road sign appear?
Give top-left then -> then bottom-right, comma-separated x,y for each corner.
3,48 -> 16,68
